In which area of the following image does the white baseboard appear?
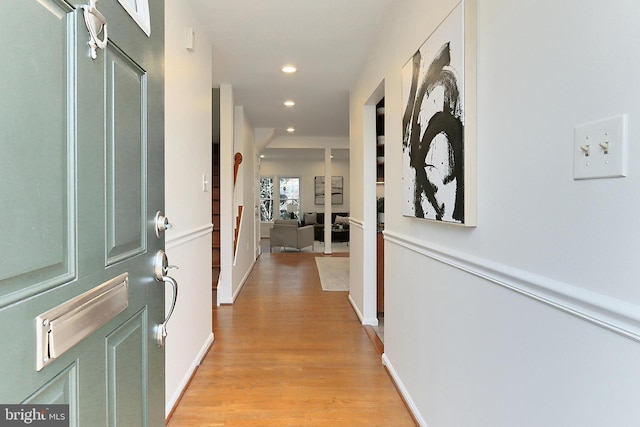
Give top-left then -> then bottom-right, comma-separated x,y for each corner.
382,353 -> 428,427
165,332 -> 214,418
218,258 -> 257,305
348,294 -> 378,326
232,258 -> 256,303
348,294 -> 363,322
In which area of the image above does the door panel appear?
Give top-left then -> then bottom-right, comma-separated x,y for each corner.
24,363 -> 78,407
106,43 -> 146,264
0,1 -> 165,425
107,310 -> 147,426
0,0 -> 75,304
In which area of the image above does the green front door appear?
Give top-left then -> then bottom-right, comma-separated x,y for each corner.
0,0 -> 165,425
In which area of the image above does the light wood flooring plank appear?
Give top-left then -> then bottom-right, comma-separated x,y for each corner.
167,253 -> 415,426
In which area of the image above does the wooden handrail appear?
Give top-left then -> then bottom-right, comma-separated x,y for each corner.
233,152 -> 243,186
233,152 -> 243,258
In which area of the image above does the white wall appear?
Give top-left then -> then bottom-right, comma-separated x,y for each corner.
231,106 -> 257,300
217,101 -> 259,304
164,0 -> 213,417
217,84 -> 234,304
350,0 -> 640,425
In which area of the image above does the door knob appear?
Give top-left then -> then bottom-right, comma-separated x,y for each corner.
154,211 -> 173,238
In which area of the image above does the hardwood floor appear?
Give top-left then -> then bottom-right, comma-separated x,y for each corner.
166,253 -> 416,426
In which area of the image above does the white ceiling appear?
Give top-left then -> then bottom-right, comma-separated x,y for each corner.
261,147 -> 350,161
189,0 -> 393,138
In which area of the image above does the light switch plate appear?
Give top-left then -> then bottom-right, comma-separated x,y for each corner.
202,174 -> 209,192
186,27 -> 195,50
574,114 -> 627,180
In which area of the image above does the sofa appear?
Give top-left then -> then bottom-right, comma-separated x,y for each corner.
269,219 -> 315,252
302,212 -> 350,242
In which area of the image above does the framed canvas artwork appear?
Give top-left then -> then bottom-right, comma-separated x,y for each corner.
315,176 -> 344,205
401,0 -> 476,226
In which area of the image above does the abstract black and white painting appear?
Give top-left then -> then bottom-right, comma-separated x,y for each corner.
315,176 -> 344,205
402,0 -> 476,226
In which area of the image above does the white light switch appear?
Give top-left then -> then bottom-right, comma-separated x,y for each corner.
202,174 -> 209,192
574,114 -> 627,180
186,27 -> 195,50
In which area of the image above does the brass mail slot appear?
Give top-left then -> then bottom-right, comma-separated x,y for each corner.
36,273 -> 129,371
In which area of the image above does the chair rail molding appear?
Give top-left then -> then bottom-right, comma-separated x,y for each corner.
385,230 -> 640,343
166,224 -> 214,250
350,218 -> 364,229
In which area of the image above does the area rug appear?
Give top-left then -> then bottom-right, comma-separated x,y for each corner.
315,257 -> 350,291
314,241 -> 350,253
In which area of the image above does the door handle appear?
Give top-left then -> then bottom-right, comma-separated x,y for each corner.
155,275 -> 178,347
153,250 -> 179,347
82,0 -> 108,59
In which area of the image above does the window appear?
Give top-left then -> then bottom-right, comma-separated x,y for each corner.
279,177 -> 300,219
259,177 -> 274,222
260,177 -> 301,221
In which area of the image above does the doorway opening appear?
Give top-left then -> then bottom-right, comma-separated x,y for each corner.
363,80 -> 385,341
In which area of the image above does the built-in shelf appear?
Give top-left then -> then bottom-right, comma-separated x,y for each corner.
376,99 -> 385,183
376,97 -> 385,317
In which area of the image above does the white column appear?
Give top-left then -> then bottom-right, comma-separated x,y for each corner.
218,84 -> 234,305
324,148 -> 332,254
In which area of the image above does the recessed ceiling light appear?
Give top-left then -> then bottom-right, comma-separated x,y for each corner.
284,100 -> 295,107
286,127 -> 295,133
281,65 -> 297,74
260,154 -> 265,158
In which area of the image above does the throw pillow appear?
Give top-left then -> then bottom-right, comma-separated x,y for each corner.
304,212 -> 317,224
334,215 -> 349,225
